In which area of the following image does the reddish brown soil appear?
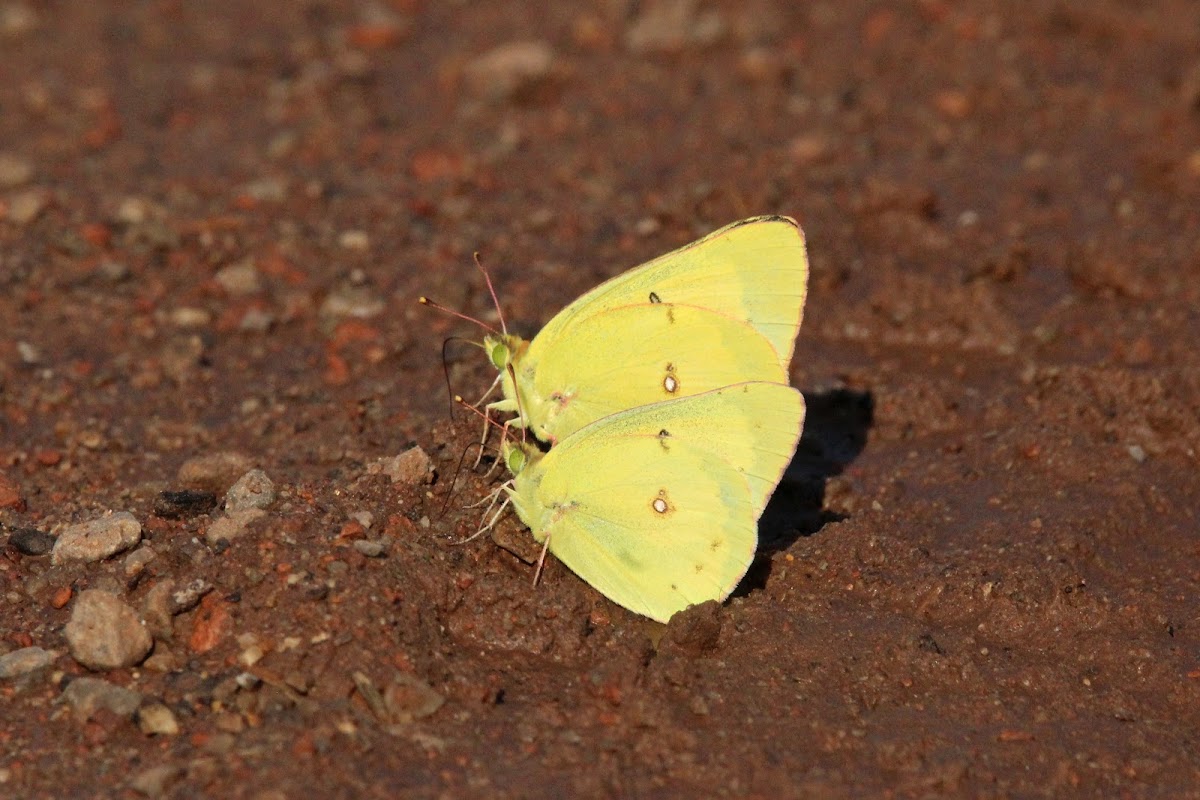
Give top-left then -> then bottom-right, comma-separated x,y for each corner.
2,1 -> 1199,797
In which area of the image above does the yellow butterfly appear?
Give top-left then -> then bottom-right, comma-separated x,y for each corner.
499,381 -> 805,623
484,216 -> 808,444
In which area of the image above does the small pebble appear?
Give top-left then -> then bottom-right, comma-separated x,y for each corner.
141,580 -> 178,639
238,307 -> 275,333
7,188 -> 49,224
16,340 -> 41,364
0,152 -> 33,188
463,40 -> 554,102
137,702 -> 180,736
153,489 -> 218,519
177,452 -> 254,493
625,0 -> 724,54
59,675 -> 142,722
383,673 -> 445,723
224,469 -> 276,512
338,229 -> 370,250
97,259 -> 130,282
214,258 -> 261,295
0,646 -> 58,679
352,539 -> 387,558
0,474 -> 26,511
115,196 -> 152,224
128,764 -> 184,797
51,511 -> 142,565
141,646 -> 178,673
369,446 -> 434,485
64,589 -> 154,670
7,527 -> 53,555
167,306 -> 211,328
237,176 -> 288,202
204,508 -> 267,545
234,671 -> 261,690
123,546 -> 157,577
319,286 -> 385,320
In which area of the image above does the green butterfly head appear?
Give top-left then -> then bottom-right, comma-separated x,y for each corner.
482,332 -> 562,443
483,332 -> 522,372
500,437 -> 541,477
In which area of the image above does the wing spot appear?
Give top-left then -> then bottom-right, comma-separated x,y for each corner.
651,489 -> 672,515
694,563 -> 705,573
649,291 -> 662,303
662,363 -> 679,394
657,429 -> 671,451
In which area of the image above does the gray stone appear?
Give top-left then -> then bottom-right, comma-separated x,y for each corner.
60,676 -> 142,721
204,508 -> 267,546
137,702 -> 180,736
51,511 -> 142,565
370,446 -> 434,485
177,452 -> 254,493
64,589 -> 153,670
463,40 -> 554,103
0,646 -> 58,679
128,764 -> 184,797
352,539 -> 387,558
224,469 -> 276,512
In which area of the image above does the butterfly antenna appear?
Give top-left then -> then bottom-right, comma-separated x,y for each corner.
418,296 -> 502,336
438,439 -> 489,517
454,394 -> 512,441
438,335 -> 478,419
472,251 -> 508,336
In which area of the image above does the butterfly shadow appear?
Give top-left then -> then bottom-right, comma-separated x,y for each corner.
736,387 -> 874,597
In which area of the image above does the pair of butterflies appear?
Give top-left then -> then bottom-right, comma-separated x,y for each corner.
469,215 -> 808,623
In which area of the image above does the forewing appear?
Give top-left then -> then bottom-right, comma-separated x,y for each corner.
535,216 -> 808,367
524,304 -> 788,442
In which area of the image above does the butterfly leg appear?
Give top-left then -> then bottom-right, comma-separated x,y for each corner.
472,373 -> 503,467
531,531 -> 552,587
452,491 -> 513,545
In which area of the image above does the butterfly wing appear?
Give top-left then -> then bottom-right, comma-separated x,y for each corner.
504,303 -> 789,443
494,216 -> 808,443
562,381 -> 806,517
508,382 -> 804,622
534,215 -> 808,367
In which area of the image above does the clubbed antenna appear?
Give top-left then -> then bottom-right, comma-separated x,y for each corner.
472,251 -> 508,336
418,296 -> 502,336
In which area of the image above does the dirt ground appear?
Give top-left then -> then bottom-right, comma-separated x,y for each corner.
2,1 -> 1199,797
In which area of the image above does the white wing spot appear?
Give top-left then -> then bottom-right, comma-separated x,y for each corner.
651,489 -> 671,515
662,364 -> 679,394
